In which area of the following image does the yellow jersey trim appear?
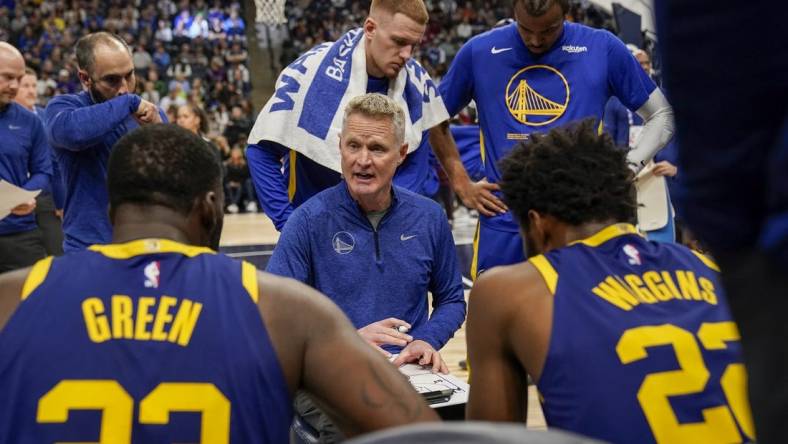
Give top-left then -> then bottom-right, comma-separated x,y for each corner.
529,255 -> 558,295
569,223 -> 641,248
241,261 -> 259,303
288,150 -> 297,202
21,256 -> 54,300
691,250 -> 721,272
470,222 -> 481,281
89,239 -> 215,259
479,129 -> 486,166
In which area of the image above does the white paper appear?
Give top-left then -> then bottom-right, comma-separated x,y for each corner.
397,362 -> 470,408
0,180 -> 41,220
634,162 -> 669,231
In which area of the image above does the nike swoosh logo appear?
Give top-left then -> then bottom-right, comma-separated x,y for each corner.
400,234 -> 417,241
491,47 -> 512,54
8,125 -> 21,130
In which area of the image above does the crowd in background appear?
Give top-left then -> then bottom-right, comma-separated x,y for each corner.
273,0 -> 628,223
279,0 -> 616,79
0,0 -> 258,213
0,0 -> 643,217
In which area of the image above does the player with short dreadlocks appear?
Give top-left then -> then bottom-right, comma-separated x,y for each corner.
465,119 -> 753,443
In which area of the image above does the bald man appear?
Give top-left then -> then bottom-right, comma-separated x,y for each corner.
0,42 -> 51,272
44,32 -> 166,252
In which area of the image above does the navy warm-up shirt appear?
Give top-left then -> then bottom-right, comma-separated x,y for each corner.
267,183 -> 466,351
0,102 -> 52,235
45,92 -> 166,252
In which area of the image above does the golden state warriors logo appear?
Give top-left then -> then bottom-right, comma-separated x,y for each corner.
332,231 -> 355,254
506,65 -> 570,126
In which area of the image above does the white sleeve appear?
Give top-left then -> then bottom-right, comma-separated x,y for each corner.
626,88 -> 675,172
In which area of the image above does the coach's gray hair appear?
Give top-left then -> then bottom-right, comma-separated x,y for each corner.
342,93 -> 406,144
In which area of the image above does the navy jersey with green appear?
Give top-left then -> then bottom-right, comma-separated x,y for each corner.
0,240 -> 292,443
439,22 -> 656,231
532,224 -> 753,443
0,103 -> 52,235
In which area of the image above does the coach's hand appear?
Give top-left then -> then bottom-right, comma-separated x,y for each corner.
134,99 -> 162,125
456,178 -> 507,217
652,160 -> 678,177
358,318 -> 413,355
11,199 -> 36,216
393,340 -> 449,374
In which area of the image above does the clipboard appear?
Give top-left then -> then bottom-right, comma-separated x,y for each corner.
397,362 -> 469,408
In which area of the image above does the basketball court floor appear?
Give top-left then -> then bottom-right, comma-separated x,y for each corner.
219,209 -> 546,428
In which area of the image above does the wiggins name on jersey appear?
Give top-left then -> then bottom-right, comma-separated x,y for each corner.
530,224 -> 754,444
0,239 -> 292,443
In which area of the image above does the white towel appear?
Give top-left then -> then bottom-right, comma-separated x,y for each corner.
247,28 -> 449,172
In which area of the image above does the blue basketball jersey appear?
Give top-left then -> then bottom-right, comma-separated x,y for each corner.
531,224 -> 754,443
439,23 -> 656,231
0,239 -> 293,443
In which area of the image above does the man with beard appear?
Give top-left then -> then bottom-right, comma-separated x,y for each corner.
44,32 -> 165,252
439,0 -> 674,279
0,125 -> 437,442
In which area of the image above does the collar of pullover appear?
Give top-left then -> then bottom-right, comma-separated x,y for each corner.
339,180 -> 401,218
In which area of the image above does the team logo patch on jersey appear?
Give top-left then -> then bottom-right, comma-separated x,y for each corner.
144,261 -> 161,288
623,244 -> 642,266
506,65 -> 569,126
332,231 -> 355,254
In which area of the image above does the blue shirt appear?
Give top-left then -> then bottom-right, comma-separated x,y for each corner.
0,102 -> 52,235
45,92 -> 166,252
603,96 -> 631,148
443,124 -> 484,182
0,239 -> 292,443
32,105 -> 65,208
440,22 -> 656,231
532,224 -> 751,443
266,182 -> 466,351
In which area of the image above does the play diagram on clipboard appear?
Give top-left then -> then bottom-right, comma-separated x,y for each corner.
398,362 -> 470,408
